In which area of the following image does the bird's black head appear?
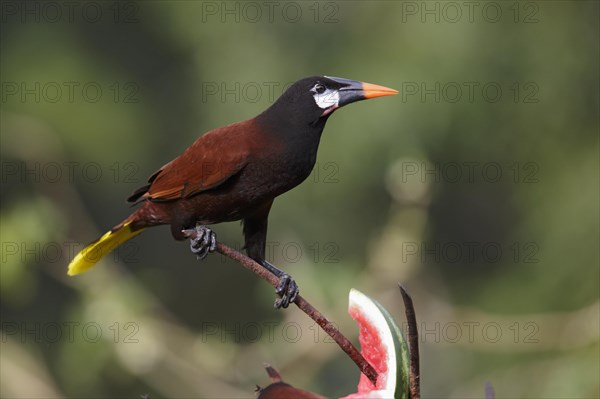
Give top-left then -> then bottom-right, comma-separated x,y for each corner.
259,76 -> 398,131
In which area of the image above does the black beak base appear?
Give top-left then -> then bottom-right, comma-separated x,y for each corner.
328,77 -> 367,107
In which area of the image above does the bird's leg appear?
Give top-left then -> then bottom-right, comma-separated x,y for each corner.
258,259 -> 299,309
242,205 -> 298,309
187,224 -> 217,260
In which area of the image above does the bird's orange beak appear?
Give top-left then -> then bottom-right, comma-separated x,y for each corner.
361,81 -> 399,99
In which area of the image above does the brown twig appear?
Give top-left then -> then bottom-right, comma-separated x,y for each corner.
399,284 -> 420,399
187,237 -> 379,386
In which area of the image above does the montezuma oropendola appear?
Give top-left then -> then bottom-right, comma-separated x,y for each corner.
68,76 -> 397,308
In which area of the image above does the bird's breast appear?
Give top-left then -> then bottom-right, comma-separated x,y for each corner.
253,145 -> 318,194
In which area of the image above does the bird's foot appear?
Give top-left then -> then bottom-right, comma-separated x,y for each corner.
274,273 -> 299,309
259,260 -> 299,309
188,225 -> 217,260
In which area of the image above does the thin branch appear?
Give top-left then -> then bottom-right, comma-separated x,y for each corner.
264,363 -> 283,383
186,235 -> 379,386
399,284 -> 420,399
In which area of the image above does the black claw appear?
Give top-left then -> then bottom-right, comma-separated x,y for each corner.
275,275 -> 288,294
273,273 -> 299,309
210,234 -> 217,252
288,281 -> 299,303
189,225 -> 217,260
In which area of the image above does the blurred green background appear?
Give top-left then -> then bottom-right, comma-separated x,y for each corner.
1,1 -> 598,398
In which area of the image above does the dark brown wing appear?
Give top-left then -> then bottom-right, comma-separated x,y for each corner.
128,121 -> 252,203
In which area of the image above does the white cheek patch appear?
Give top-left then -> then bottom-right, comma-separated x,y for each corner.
313,88 -> 339,110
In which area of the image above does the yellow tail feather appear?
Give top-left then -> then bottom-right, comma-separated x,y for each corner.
68,221 -> 144,276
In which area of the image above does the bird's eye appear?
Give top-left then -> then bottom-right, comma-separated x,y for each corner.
314,84 -> 326,94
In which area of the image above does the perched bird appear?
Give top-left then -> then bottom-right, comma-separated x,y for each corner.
68,76 -> 397,308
